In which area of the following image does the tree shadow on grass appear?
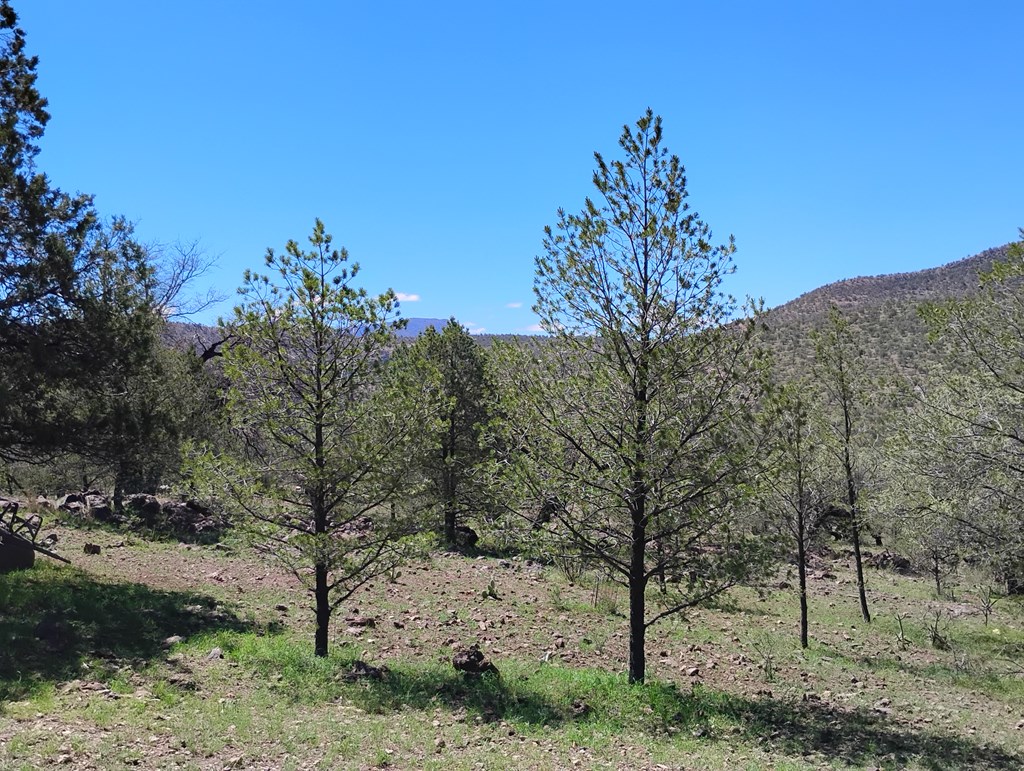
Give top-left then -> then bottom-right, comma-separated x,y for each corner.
700,688 -> 1021,770
346,668 -> 566,727
0,563 -> 254,706
340,667 -> 1021,768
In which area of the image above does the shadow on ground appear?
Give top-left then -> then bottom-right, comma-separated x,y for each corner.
351,667 -> 566,726
342,668 -> 1021,769
0,562 -> 253,705
693,686 -> 1019,770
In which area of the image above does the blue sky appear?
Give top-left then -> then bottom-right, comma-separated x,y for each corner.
20,1 -> 1024,333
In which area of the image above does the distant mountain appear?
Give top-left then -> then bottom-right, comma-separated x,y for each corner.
397,318 -> 449,338
163,317 -> 456,357
763,243 -> 1015,380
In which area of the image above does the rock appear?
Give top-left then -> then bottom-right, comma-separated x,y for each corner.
344,615 -> 376,628
207,647 -> 224,661
571,699 -> 590,717
124,493 -> 162,525
452,644 -> 499,677
35,495 -> 54,510
686,667 -> 700,677
865,551 -> 914,574
57,493 -> 86,509
85,493 -> 114,522
167,673 -> 196,691
83,543 -> 101,555
454,525 -> 479,548
162,635 -> 184,648
159,500 -> 226,539
341,660 -> 389,682
274,604 -> 289,613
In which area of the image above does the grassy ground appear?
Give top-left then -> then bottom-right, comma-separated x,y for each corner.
1,524 -> 1022,770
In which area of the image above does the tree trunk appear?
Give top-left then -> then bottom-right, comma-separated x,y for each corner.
851,519 -> 871,623
444,499 -> 457,546
628,570 -> 646,684
628,513 -> 647,684
314,562 -> 330,657
113,461 -> 127,516
797,535 -> 809,649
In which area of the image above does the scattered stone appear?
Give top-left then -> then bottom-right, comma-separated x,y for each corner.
453,644 -> 499,677
342,660 -> 389,682
686,667 -> 700,677
167,673 -> 197,690
434,737 -> 446,751
345,615 -> 376,628
865,551 -> 914,574
207,647 -> 224,661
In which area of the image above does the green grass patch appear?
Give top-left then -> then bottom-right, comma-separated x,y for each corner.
0,562 -> 255,706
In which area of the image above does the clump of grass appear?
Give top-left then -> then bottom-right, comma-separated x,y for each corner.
749,632 -> 780,682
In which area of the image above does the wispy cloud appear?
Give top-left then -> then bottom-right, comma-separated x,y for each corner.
395,292 -> 420,302
505,301 -> 523,309
522,323 -> 545,334
467,326 -> 486,335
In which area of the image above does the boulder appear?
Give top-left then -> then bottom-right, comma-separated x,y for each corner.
125,493 -> 162,526
454,525 -> 479,549
85,493 -> 114,521
159,500 -> 226,539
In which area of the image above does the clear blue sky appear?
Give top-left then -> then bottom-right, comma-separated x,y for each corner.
20,1 -> 1024,333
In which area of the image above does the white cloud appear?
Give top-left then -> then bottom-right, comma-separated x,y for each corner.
395,292 -> 420,302
505,301 -> 523,309
522,323 -> 545,334
467,326 -> 486,335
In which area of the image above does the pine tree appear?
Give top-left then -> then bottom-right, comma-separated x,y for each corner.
503,110 -> 772,684
198,220 -> 429,656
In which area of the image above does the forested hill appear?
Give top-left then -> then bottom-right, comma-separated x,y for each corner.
164,243 -> 1017,375
762,243 -> 1014,379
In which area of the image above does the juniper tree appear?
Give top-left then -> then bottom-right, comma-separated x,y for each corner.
398,319 -> 494,546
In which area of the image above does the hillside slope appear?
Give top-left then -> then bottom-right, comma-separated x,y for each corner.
763,244 -> 1013,379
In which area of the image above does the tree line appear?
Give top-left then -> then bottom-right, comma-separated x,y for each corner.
2,1 -> 1021,685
